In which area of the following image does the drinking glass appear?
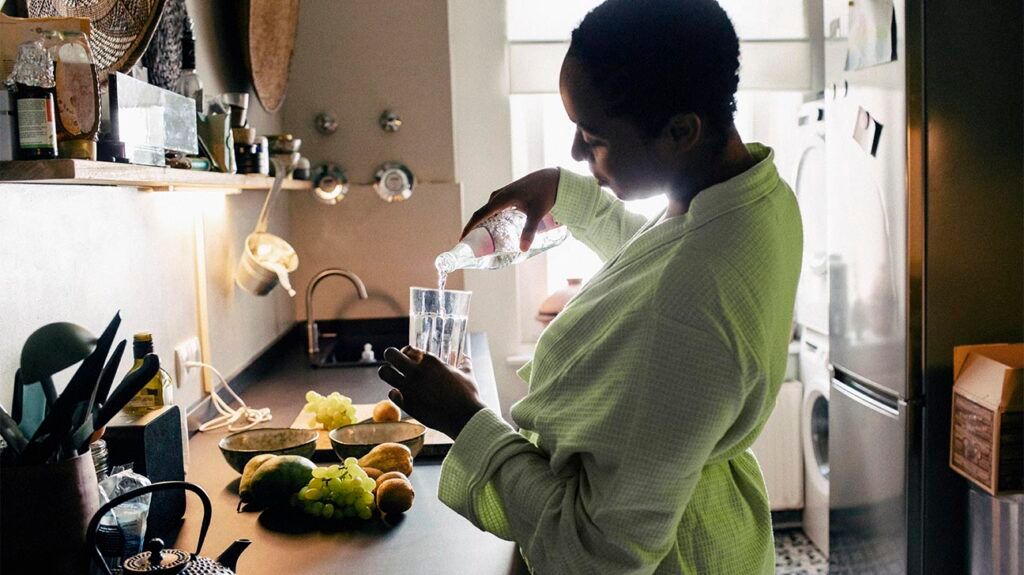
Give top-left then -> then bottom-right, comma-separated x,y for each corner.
409,287 -> 472,366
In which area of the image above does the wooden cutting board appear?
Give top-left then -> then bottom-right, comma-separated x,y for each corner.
290,404 -> 455,460
244,0 -> 300,112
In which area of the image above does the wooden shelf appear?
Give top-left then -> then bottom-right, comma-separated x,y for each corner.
0,159 -> 312,192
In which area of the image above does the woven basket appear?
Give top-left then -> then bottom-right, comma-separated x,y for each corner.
27,0 -> 166,84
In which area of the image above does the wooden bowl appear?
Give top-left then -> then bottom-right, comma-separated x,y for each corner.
218,427 -> 318,473
328,421 -> 426,461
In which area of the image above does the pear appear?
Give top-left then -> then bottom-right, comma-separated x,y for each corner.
358,443 -> 413,476
238,454 -> 275,511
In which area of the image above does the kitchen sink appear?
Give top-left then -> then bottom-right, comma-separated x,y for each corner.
310,317 -> 409,368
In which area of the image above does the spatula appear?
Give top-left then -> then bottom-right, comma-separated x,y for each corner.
16,322 -> 97,437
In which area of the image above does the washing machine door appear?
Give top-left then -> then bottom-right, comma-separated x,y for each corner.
793,101 -> 829,334
803,382 -> 830,488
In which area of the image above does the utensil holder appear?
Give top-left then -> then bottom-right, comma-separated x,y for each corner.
1,452 -> 101,574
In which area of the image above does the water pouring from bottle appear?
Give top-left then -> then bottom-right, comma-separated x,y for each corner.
419,208 -> 568,364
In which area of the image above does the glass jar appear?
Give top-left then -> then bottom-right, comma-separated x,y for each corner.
49,31 -> 100,160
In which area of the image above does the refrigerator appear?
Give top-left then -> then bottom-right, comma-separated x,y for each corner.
824,0 -> 1023,574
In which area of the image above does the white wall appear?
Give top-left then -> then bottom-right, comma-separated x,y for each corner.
0,185 -> 293,416
449,0 -> 532,421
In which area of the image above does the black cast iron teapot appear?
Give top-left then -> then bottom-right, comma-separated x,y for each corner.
88,481 -> 251,574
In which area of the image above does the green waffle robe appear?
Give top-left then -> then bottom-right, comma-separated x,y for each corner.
439,144 -> 803,574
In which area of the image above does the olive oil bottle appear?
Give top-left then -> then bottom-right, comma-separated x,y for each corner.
123,332 -> 174,414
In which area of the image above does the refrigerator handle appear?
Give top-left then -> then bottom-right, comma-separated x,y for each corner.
832,378 -> 902,419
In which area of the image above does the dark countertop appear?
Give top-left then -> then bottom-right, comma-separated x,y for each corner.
181,330 -> 527,575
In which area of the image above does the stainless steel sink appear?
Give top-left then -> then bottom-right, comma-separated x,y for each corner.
310,317 -> 409,368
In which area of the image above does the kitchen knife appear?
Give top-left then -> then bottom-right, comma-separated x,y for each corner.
94,339 -> 127,413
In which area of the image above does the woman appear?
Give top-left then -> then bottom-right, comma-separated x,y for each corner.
378,0 -> 802,572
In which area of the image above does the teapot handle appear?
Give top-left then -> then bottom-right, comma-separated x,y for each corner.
86,480 -> 213,575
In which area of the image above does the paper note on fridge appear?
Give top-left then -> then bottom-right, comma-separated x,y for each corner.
853,106 -> 884,157
846,0 -> 897,71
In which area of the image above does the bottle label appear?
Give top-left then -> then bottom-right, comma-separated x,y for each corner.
17,97 -> 57,148
124,392 -> 158,411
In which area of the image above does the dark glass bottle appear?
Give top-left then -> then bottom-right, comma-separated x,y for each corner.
6,40 -> 58,160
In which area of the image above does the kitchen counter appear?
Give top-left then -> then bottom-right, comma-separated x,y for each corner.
180,331 -> 528,575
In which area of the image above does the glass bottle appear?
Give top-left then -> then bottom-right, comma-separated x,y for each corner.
5,39 -> 58,159
123,332 -> 174,414
435,209 -> 569,278
172,18 -> 204,113
49,31 -> 100,160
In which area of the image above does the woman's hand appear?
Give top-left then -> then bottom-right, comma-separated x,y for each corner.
377,346 -> 486,439
462,168 -> 561,252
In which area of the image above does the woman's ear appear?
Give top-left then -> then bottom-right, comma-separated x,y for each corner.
666,113 -> 702,152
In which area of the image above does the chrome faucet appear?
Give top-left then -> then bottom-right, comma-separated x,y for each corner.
306,268 -> 369,355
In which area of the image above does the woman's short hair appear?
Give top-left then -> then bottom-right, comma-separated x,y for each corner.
568,0 -> 741,149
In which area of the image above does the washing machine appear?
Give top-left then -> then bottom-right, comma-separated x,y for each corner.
792,99 -> 829,335
793,99 -> 830,555
800,327 -> 830,555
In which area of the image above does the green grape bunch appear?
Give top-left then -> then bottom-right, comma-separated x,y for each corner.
292,458 -> 377,521
303,390 -> 358,430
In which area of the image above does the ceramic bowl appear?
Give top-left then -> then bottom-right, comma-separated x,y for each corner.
218,427 -> 318,473
328,421 -> 426,461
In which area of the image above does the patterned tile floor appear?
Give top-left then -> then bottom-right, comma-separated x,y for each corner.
776,529 -> 828,574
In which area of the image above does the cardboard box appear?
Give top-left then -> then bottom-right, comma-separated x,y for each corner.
1,14 -> 91,81
950,343 -> 1024,495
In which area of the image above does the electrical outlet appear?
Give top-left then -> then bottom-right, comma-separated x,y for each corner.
174,337 -> 201,389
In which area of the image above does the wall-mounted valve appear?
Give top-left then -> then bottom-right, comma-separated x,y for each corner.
373,162 -> 414,202
379,110 -> 402,133
315,112 -> 338,135
312,163 -> 349,205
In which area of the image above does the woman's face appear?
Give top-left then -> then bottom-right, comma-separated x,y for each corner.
559,56 -> 674,200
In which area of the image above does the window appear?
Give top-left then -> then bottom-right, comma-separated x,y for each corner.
510,94 -> 668,294
507,0 -> 820,342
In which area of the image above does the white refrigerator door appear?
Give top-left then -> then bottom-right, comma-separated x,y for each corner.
830,377 -> 910,573
825,0 -> 909,398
